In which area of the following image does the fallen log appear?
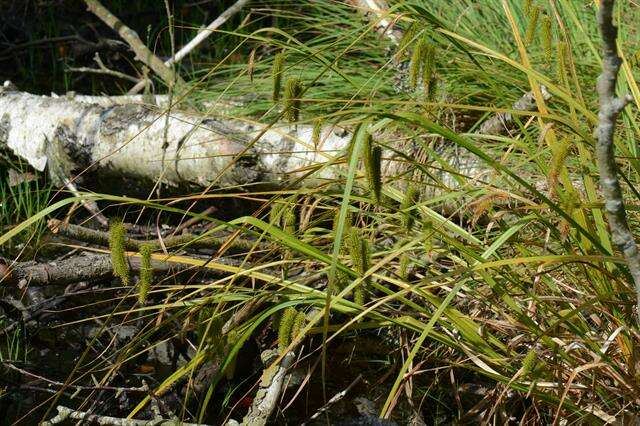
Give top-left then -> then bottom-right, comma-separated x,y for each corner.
1,84 -> 551,199
0,85 -> 351,191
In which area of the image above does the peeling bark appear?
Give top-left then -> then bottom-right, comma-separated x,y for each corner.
0,88 -> 352,190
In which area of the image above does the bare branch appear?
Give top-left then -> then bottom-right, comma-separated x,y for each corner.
595,0 -> 640,316
84,0 -> 183,88
43,405 -> 209,426
128,0 -> 250,94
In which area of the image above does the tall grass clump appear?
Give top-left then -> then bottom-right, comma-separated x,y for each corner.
3,0 -> 640,424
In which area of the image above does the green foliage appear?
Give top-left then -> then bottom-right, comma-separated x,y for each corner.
0,167 -> 51,252
6,1 -> 640,422
109,221 -> 129,286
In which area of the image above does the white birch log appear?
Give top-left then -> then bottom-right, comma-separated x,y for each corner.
0,87 -> 352,190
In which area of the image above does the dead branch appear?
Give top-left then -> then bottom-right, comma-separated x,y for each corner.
84,0 -> 183,88
2,362 -> 148,394
128,0 -> 250,94
595,0 -> 640,315
68,53 -> 141,84
48,219 -> 266,253
43,404 -> 209,426
0,253 -> 193,287
303,374 -> 363,424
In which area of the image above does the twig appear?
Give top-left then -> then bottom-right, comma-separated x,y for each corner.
173,206 -> 218,234
42,405 -> 210,426
48,219 -> 266,253
84,0 -> 183,88
127,0 -> 250,94
67,53 -> 141,84
303,374 -> 363,424
595,0 -> 640,317
61,179 -> 109,228
170,0 -> 250,66
2,363 -> 147,394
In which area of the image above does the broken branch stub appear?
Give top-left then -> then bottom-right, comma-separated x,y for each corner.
0,89 -> 352,190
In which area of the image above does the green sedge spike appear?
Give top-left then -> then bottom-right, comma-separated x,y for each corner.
521,349 -> 538,377
362,134 -> 382,204
312,118 -> 323,149
333,209 -> 352,258
401,186 -> 420,231
631,51 -> 640,68
348,228 -> 364,275
525,5 -> 540,46
290,311 -> 306,343
556,41 -> 568,85
196,306 -> 215,346
549,137 -> 570,194
138,244 -> 153,304
269,200 -> 286,228
523,0 -> 533,14
354,287 -> 365,306
333,209 -> 352,235
399,253 -> 410,280
541,14 -> 553,61
284,77 -> 303,122
355,236 -> 370,305
272,53 -> 284,102
223,329 -> 238,380
397,22 -> 418,58
421,43 -> 436,94
109,221 -> 129,285
283,206 -> 297,235
361,237 -> 370,284
409,38 -> 424,89
278,307 -> 297,354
